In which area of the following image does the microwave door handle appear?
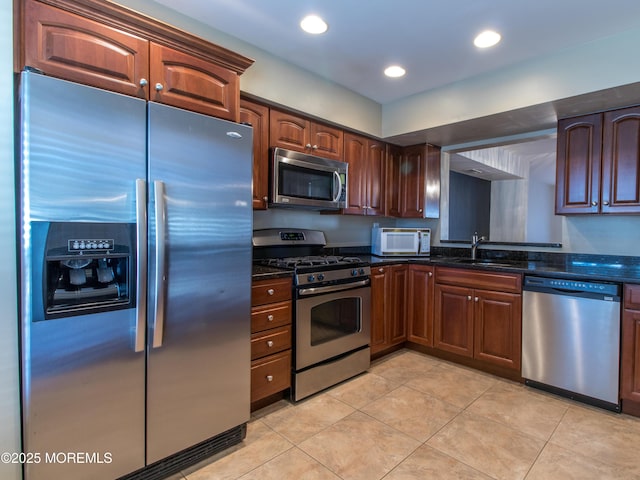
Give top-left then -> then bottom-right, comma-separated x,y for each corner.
332,171 -> 342,203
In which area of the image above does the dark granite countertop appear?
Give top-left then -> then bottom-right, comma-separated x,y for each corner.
363,254 -> 640,284
252,265 -> 294,280
252,249 -> 640,284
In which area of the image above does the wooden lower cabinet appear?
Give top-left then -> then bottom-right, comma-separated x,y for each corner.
370,264 -> 407,355
251,277 -> 292,405
407,264 -> 435,346
621,284 -> 640,415
434,267 -> 522,372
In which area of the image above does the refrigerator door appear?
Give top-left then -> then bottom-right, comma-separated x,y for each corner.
19,72 -> 147,479
146,102 -> 252,463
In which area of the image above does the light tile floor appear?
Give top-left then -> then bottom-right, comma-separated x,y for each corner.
174,349 -> 640,480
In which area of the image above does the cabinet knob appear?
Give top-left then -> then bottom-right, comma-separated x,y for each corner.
428,272 -> 433,277
467,295 -> 472,301
266,375 -> 274,382
419,208 -> 423,213
378,267 -> 384,273
155,83 -> 164,92
475,296 -> 479,302
591,201 -> 598,206
603,200 -> 610,206
263,196 -> 268,202
312,144 -> 318,150
267,288 -> 275,296
305,143 -> 312,149
266,340 -> 274,347
267,314 -> 274,322
139,78 -> 148,87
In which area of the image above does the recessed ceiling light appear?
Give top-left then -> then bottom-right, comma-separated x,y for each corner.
474,30 -> 501,48
300,15 -> 328,34
384,65 -> 406,78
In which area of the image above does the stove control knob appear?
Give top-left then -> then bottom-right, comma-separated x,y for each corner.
351,269 -> 358,276
318,274 -> 325,281
307,275 -> 315,282
359,268 -> 365,275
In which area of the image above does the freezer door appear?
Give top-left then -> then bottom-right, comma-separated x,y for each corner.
146,102 -> 253,463
19,72 -> 147,479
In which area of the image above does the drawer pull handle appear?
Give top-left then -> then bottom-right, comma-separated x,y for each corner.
267,314 -> 274,322
267,340 -> 274,347
266,375 -> 273,382
267,288 -> 275,296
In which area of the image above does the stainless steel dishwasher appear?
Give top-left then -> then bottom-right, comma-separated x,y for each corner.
522,275 -> 621,412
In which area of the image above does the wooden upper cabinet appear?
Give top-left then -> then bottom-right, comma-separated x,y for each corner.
385,144 -> 402,217
343,133 -> 385,215
557,107 -> 640,215
555,113 -> 603,214
602,106 -> 640,213
19,0 -> 253,120
387,143 -> 440,218
310,122 -> 343,160
150,43 -> 239,121
270,109 -> 343,160
269,109 -> 309,151
23,0 -> 150,98
240,98 -> 269,210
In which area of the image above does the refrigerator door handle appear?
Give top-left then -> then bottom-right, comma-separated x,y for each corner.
135,179 -> 147,353
152,180 -> 167,348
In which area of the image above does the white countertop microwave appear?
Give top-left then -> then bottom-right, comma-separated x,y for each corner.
371,227 -> 431,256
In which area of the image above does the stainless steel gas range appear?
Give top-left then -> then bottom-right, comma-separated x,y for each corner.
253,229 -> 371,401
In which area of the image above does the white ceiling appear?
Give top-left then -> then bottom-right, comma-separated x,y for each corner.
155,0 -> 640,104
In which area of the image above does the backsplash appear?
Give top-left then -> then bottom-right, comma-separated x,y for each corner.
254,208 -> 640,257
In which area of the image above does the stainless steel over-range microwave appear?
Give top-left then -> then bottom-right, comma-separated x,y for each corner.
270,147 -> 347,209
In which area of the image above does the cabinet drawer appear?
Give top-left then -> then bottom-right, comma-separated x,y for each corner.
251,301 -> 292,332
625,284 -> 640,310
251,350 -> 291,402
435,266 -> 521,293
251,325 -> 291,360
252,277 -> 292,306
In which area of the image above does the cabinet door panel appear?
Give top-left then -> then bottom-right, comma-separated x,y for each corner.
602,107 -> 640,213
24,0 -> 149,98
400,144 -> 426,218
407,265 -> 434,346
370,267 -> 389,354
367,140 -> 386,215
434,284 -> 473,357
386,145 -> 402,217
621,308 -> 640,403
343,133 -> 367,214
474,290 -> 521,370
240,99 -> 269,209
555,114 -> 602,214
311,123 -> 343,160
270,110 -> 309,152
150,43 -> 238,121
389,266 -> 408,345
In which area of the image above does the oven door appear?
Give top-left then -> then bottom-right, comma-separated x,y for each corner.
295,282 -> 371,370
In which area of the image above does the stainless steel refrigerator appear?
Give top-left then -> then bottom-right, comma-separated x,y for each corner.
18,71 -> 252,480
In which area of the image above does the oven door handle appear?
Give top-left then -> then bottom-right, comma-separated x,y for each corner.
298,279 -> 370,296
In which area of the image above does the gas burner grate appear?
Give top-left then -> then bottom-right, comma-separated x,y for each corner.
262,255 -> 363,269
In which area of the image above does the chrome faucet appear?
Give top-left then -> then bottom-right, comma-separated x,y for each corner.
471,232 -> 486,260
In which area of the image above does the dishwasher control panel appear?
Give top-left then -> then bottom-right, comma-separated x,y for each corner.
524,276 -> 620,296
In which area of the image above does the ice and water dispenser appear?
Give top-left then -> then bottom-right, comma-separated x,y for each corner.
33,222 -> 136,320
